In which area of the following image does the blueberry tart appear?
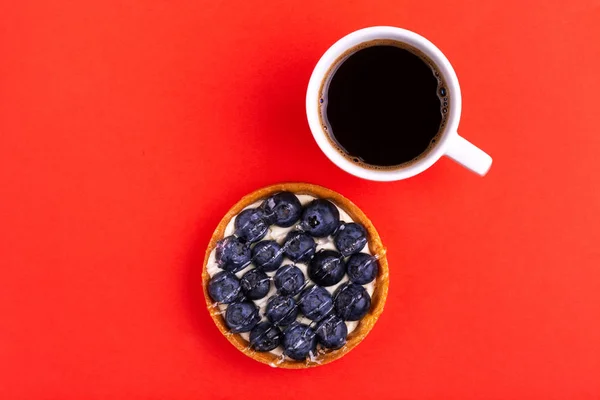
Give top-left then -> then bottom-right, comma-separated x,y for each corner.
202,183 -> 389,368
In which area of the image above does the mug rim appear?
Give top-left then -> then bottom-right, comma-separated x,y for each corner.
306,26 -> 463,181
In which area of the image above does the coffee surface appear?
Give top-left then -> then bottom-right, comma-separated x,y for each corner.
321,43 -> 446,168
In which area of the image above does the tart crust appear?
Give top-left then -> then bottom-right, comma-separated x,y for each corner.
202,182 -> 389,368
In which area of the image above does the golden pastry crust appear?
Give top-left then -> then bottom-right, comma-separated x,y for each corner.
202,182 -> 389,369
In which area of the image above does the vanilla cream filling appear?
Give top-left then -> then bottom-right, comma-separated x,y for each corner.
207,195 -> 375,357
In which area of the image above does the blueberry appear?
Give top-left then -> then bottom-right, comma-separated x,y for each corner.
266,295 -> 298,326
234,208 -> 268,243
315,314 -> 348,349
225,302 -> 260,333
207,271 -> 241,304
261,192 -> 302,227
249,322 -> 282,352
240,268 -> 270,300
298,285 -> 333,321
334,283 -> 371,321
283,231 -> 316,263
300,199 -> 340,237
251,240 -> 283,272
308,250 -> 346,287
346,253 -> 378,285
274,264 -> 305,296
215,236 -> 251,273
282,323 -> 317,361
334,223 -> 367,256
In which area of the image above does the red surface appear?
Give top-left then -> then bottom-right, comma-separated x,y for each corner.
1,0 -> 600,398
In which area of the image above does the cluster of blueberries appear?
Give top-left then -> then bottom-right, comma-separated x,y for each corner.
208,191 -> 379,361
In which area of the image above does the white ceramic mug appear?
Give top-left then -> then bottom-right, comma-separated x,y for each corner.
306,26 -> 492,181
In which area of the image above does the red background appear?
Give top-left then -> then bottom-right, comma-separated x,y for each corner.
1,0 -> 600,398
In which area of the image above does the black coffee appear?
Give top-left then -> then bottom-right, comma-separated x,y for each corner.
319,41 -> 448,168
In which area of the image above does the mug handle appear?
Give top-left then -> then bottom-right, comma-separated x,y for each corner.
445,133 -> 493,176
